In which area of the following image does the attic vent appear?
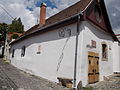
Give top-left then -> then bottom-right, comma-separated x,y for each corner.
94,5 -> 102,23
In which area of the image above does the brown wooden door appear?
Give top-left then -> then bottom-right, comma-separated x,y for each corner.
88,51 -> 99,84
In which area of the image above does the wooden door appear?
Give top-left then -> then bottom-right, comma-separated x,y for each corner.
88,51 -> 99,84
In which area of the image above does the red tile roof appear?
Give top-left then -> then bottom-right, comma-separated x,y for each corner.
45,0 -> 91,26
21,24 -> 39,37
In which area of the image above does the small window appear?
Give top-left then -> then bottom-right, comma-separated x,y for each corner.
101,42 -> 108,61
21,46 -> 26,57
12,49 -> 15,58
37,45 -> 41,54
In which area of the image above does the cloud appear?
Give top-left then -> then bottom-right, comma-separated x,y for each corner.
46,7 -> 59,18
104,0 -> 120,34
9,3 -> 36,25
50,0 -> 79,11
0,0 -> 36,30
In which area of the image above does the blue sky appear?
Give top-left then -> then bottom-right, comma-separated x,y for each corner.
27,0 -> 57,11
0,0 -> 120,34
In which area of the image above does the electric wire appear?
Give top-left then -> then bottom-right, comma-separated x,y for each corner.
0,5 -> 14,20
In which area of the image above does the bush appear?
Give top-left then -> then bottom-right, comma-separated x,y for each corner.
11,34 -> 19,39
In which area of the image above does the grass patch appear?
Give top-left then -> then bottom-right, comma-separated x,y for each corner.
83,87 -> 93,90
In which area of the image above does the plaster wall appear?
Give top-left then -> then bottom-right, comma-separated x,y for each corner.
119,44 -> 120,71
10,21 -> 116,86
113,42 -> 120,72
76,21 -> 114,86
10,23 -> 77,83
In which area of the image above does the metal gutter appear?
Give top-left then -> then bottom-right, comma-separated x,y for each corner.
73,14 -> 81,89
73,0 -> 94,89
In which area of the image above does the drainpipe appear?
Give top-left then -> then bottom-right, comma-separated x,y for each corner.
73,14 -> 81,89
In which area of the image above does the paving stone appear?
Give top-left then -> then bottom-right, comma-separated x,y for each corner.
0,59 -> 71,90
89,75 -> 120,90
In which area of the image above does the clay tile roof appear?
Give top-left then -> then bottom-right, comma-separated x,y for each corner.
21,24 -> 39,37
45,0 -> 91,26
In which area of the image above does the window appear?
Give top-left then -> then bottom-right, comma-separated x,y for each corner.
12,49 -> 15,58
37,45 -> 41,54
101,42 -> 108,61
21,46 -> 26,57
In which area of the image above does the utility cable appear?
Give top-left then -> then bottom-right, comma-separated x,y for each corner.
0,5 -> 14,20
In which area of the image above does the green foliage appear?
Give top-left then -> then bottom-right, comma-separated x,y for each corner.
11,34 -> 19,39
0,23 -> 8,33
8,18 -> 24,33
83,87 -> 93,90
0,23 -> 8,40
0,18 -> 24,40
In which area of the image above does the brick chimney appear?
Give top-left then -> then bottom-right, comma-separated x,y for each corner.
39,2 -> 47,26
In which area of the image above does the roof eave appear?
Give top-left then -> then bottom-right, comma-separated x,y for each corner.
10,14 -> 81,45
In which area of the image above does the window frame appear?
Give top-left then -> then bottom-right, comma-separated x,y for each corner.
101,42 -> 108,61
21,46 -> 26,57
12,49 -> 15,58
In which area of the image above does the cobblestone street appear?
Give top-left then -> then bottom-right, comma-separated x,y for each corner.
0,60 -> 18,90
0,59 -> 70,90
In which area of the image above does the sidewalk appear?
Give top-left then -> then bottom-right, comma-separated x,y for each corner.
0,59 -> 70,90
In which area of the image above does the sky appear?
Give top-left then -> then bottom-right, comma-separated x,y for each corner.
0,0 -> 120,34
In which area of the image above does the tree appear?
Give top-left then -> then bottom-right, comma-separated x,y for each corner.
0,23 -> 8,58
0,18 -> 24,41
8,18 -> 24,33
0,23 -> 8,40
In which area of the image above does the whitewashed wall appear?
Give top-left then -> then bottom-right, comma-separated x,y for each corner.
113,42 -> 120,72
10,23 -> 77,83
10,21 -> 116,86
76,21 -> 114,86
119,44 -> 120,71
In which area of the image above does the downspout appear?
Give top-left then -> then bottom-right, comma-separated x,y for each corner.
73,14 -> 81,89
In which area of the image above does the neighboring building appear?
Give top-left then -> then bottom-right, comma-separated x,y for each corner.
10,0 -> 120,88
8,32 -> 22,41
116,34 -> 120,41
1,32 -> 22,60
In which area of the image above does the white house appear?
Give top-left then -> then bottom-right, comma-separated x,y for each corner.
10,0 -> 120,88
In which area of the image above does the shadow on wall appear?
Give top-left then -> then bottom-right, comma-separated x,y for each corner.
85,22 -> 113,41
